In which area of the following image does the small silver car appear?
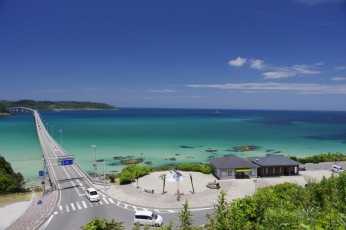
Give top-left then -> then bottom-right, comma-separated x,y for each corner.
332,165 -> 344,174
85,188 -> 100,202
134,211 -> 163,227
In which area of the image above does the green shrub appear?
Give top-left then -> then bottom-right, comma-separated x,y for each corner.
119,165 -> 151,185
108,174 -> 116,182
175,163 -> 210,174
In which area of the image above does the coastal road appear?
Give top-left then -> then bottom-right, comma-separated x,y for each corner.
32,110 -> 212,229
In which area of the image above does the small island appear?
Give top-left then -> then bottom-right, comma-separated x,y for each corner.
0,99 -> 116,113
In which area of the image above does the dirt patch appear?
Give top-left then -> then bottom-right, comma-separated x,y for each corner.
0,192 -> 38,208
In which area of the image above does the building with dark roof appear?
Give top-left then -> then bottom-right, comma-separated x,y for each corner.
208,155 -> 258,180
249,155 -> 301,177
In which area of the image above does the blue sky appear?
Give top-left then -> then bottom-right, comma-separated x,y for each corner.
1,0 -> 346,110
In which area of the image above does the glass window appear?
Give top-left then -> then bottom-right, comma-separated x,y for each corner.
228,171 -> 234,176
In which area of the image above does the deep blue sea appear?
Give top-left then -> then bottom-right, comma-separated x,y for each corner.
1,108 -> 346,187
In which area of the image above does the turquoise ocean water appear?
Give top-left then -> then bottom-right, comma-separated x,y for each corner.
1,108 -> 346,187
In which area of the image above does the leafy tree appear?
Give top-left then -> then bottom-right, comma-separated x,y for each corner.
109,174 -> 116,182
178,200 -> 193,229
0,155 -> 25,194
119,165 -> 151,184
0,102 -> 9,114
80,216 -> 124,230
205,189 -> 232,230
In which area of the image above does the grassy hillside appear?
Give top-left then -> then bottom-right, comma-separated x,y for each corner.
0,99 -> 116,110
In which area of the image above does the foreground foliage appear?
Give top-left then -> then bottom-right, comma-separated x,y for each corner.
226,174 -> 346,229
0,155 -> 25,194
80,216 -> 124,230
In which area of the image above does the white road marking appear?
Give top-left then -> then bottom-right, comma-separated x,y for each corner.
71,203 -> 76,211
66,204 -> 70,212
109,198 -> 114,204
76,202 -> 82,209
102,198 -> 109,204
82,201 -> 87,208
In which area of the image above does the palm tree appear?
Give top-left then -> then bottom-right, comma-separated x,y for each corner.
190,173 -> 195,194
160,174 -> 166,194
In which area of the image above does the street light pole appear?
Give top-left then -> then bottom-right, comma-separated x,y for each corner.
59,130 -> 62,146
91,145 -> 97,180
256,158 -> 259,182
103,161 -> 106,191
51,126 -> 53,138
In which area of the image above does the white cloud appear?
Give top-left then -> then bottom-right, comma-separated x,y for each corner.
249,59 -> 265,70
229,56 -> 321,79
332,77 -> 346,81
295,0 -> 342,5
228,57 -> 247,67
263,64 -> 321,79
334,66 -> 346,70
140,95 -> 204,100
186,82 -> 346,95
147,89 -> 177,93
263,71 -> 295,79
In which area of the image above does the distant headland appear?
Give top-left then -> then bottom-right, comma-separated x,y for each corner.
0,99 -> 116,115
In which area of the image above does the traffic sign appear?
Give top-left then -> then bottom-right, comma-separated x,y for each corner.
39,170 -> 44,176
37,199 -> 43,205
61,159 -> 73,166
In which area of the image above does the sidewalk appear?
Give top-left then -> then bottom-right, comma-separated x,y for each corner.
2,190 -> 57,230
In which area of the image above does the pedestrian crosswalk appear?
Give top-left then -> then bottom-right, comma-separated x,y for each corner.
54,196 -> 176,215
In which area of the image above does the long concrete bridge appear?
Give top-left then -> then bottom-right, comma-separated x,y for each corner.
8,107 -> 95,189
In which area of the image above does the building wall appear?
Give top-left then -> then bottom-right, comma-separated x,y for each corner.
258,166 -> 299,177
211,165 -> 257,180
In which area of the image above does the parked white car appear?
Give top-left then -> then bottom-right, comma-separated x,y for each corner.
85,188 -> 100,202
332,165 -> 344,173
134,211 -> 163,227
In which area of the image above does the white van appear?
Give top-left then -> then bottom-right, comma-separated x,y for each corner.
134,211 -> 163,227
332,165 -> 344,173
